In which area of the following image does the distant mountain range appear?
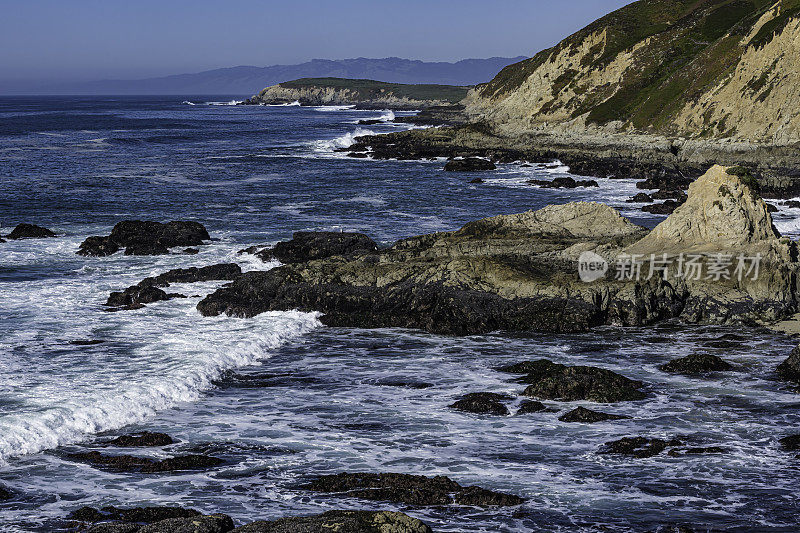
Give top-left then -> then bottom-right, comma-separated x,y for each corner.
0,57 -> 527,96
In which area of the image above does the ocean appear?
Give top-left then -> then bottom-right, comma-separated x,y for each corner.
1,95 -> 800,532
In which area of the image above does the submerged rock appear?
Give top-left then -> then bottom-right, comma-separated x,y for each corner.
659,353 -> 733,374
233,510 -> 432,533
778,434 -> 800,451
627,193 -> 653,203
104,432 -> 175,447
106,286 -> 171,308
254,231 -> 378,263
0,485 -> 12,501
448,392 -> 511,415
6,223 -> 56,239
500,359 -> 646,403
443,157 -> 496,172
86,514 -> 234,533
599,437 -> 682,458
303,472 -> 524,506
78,220 -> 210,257
69,506 -> 201,524
66,451 -> 223,473
557,406 -> 630,423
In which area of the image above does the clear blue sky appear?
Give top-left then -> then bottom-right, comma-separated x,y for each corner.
0,0 -> 632,81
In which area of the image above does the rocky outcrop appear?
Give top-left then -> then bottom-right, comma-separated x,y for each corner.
103,432 -> 175,447
599,437 -> 684,459
777,345 -> 800,382
198,166 -> 800,334
78,221 -> 210,257
233,511 -> 433,533
557,407 -> 630,423
302,472 -> 524,506
66,451 -> 223,473
449,392 -> 511,415
528,177 -> 598,188
443,157 -> 496,172
247,232 -> 377,264
245,78 -> 469,109
6,223 -> 56,239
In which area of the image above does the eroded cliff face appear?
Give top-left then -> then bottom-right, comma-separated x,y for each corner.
466,0 -> 800,144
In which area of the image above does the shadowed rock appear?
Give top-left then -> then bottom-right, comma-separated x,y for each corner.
303,472 -> 524,506
449,392 -> 511,415
528,177 -> 598,188
779,434 -> 800,451
516,400 -> 547,414
86,515 -> 234,533
232,511 -> 432,533
777,346 -> 800,382
254,231 -> 378,263
557,406 -> 630,423
444,157 -> 496,172
500,359 -> 646,403
106,286 -> 171,308
659,353 -> 733,374
0,485 -> 12,501
7,223 -> 56,239
78,220 -> 210,257
599,437 -> 683,458
627,193 -> 653,203
69,506 -> 201,524
66,451 -> 223,473
104,432 -> 174,447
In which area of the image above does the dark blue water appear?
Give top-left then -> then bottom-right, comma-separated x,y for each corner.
1,96 -> 800,532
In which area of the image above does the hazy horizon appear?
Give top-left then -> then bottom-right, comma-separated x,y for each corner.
1,0 -> 632,84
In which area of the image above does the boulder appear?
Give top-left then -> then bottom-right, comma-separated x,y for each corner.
642,200 -> 681,214
106,286 -> 171,308
6,223 -> 56,239
66,451 -> 223,473
557,406 -> 630,423
78,220 -> 210,256
659,353 -> 733,374
599,437 -> 683,458
627,193 -> 653,203
104,432 -> 174,447
443,157 -> 496,172
501,359 -> 646,403
516,400 -> 547,414
69,506 -> 201,523
142,264 -> 242,287
254,232 -> 378,263
232,511 -> 432,533
778,434 -> 800,452
777,345 -> 800,382
448,392 -> 511,415
302,472 -> 524,506
0,485 -> 12,501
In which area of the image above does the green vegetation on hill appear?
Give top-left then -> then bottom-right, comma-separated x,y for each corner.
277,77 -> 470,104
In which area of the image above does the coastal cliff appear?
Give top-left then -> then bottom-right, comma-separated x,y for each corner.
466,0 -> 800,144
244,77 -> 470,109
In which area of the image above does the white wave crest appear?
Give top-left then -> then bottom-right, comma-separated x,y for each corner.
379,110 -> 395,122
205,100 -> 244,106
182,101 -> 196,106
313,105 -> 356,112
311,127 -> 377,152
267,100 -> 301,107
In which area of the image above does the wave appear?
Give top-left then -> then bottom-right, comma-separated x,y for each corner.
313,105 -> 356,112
182,100 -> 196,106
266,100 -> 301,107
204,99 -> 244,106
379,110 -> 395,122
311,127 -> 377,152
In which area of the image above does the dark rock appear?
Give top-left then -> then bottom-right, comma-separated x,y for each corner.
78,220 -> 210,256
783,200 -> 800,209
667,446 -> 726,457
83,514 -> 234,533
184,248 -> 200,254
69,339 -> 105,346
627,193 -> 653,203
469,178 -> 484,184
68,506 -> 201,523
500,359 -> 646,403
233,510 -> 432,533
78,236 -> 120,257
373,379 -> 432,389
528,177 -> 599,188
599,436 -> 682,458
255,231 -> 378,263
642,200 -> 681,214
347,152 -> 370,158
448,392 -> 511,415
659,353 -> 733,374
443,157 -> 496,172
106,286 -> 170,308
303,472 -> 524,506
777,345 -> 800,382
779,434 -> 800,451
7,223 -> 56,239
557,406 -> 630,423
651,189 -> 688,201
766,203 -> 779,213
358,119 -> 384,125
105,432 -> 174,447
0,485 -> 12,501
145,264 -> 242,287
516,400 -> 547,414
66,451 -> 223,473
636,176 -> 692,191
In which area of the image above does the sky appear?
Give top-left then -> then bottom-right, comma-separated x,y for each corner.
0,0 -> 632,82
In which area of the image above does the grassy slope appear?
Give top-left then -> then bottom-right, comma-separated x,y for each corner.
478,0 -> 797,134
277,78 -> 470,104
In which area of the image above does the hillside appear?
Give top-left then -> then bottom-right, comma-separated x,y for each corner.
465,0 -> 800,144
0,57 -> 525,96
245,78 -> 471,108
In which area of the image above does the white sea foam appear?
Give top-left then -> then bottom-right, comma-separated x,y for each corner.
267,100 -> 301,107
313,105 -> 356,112
182,101 -> 196,106
311,127 -> 377,152
379,110 -> 395,122
205,100 -> 244,106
